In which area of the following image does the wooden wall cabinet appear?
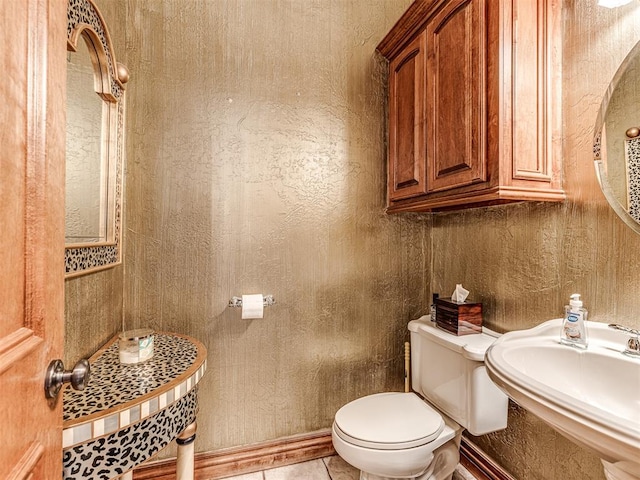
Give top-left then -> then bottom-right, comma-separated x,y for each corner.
379,0 -> 564,212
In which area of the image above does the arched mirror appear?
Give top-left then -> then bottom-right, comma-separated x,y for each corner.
594,39 -> 640,235
66,0 -> 129,277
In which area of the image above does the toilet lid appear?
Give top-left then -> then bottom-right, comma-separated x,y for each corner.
334,392 -> 444,450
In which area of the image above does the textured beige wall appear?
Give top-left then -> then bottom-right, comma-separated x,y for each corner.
122,0 -> 426,454
433,3 -> 640,479
65,268 -> 124,364
64,1 -> 640,478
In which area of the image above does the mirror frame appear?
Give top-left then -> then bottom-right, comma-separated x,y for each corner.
594,39 -> 640,236
66,0 -> 129,277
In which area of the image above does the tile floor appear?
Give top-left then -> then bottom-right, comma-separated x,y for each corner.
221,455 -> 477,480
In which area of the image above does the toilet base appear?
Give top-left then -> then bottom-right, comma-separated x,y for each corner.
357,440 -> 459,480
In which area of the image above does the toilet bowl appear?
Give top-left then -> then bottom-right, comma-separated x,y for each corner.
332,392 -> 461,480
332,316 -> 508,480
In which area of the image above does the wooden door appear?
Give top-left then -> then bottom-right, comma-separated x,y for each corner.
388,31 -> 428,201
426,0 -> 487,192
0,1 -> 66,478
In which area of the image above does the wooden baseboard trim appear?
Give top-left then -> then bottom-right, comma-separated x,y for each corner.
132,429 -> 335,480
460,436 -> 516,480
133,429 -> 513,480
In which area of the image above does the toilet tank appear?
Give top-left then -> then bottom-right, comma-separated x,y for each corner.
408,316 -> 508,436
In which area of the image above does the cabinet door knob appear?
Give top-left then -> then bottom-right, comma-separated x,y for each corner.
44,358 -> 90,399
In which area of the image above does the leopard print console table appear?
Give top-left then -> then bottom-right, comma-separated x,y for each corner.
62,333 -> 207,480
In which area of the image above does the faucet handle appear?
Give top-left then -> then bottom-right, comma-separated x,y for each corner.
608,324 -> 640,357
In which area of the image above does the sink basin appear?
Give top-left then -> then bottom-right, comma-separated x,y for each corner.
485,319 -> 640,480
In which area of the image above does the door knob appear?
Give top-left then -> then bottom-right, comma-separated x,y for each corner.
44,358 -> 90,399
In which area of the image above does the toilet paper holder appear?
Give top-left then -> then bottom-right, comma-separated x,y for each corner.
228,295 -> 276,308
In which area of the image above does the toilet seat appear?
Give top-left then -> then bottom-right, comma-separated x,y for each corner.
333,392 -> 444,450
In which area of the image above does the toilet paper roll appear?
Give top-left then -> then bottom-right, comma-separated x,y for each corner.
241,294 -> 264,319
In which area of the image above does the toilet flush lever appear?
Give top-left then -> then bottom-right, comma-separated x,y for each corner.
44,358 -> 90,399
608,324 -> 640,357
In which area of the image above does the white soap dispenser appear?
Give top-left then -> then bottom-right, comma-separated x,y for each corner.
560,293 -> 588,349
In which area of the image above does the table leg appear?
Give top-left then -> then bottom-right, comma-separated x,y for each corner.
176,421 -> 197,480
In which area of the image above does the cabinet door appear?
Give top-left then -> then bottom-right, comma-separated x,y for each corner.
426,0 -> 486,192
509,0 -> 558,184
388,31 -> 427,201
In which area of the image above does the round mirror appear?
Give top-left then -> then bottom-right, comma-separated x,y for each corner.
594,39 -> 640,234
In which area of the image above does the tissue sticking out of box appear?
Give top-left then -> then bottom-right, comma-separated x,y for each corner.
436,285 -> 483,336
451,284 -> 469,303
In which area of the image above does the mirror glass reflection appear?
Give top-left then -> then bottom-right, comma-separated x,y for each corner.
595,40 -> 640,233
66,33 -> 109,244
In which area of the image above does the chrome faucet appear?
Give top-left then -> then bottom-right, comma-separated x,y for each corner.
608,324 -> 640,357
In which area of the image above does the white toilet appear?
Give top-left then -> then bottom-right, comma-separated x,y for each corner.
332,316 -> 509,480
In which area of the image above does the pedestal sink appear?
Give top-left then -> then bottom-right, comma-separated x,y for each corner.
485,319 -> 640,480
